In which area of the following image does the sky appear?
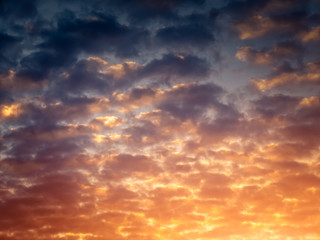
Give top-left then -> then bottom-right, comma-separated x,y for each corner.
0,0 -> 320,239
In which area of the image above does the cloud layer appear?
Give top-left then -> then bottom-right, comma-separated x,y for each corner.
1,0 -> 320,240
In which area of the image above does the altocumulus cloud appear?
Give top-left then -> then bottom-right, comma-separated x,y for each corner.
1,0 -> 320,240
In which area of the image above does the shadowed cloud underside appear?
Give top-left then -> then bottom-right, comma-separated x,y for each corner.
0,0 -> 320,240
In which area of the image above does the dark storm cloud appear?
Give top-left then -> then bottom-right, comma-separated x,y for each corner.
39,12 -> 149,58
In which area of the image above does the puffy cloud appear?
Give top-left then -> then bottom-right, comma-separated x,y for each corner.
234,15 -> 277,40
0,103 -> 22,120
251,60 -> 320,91
156,82 -> 225,121
236,41 -> 303,65
139,54 -> 211,84
1,0 -> 320,240
251,94 -> 301,119
39,12 -> 150,58
300,25 -> 320,42
226,0 -> 311,40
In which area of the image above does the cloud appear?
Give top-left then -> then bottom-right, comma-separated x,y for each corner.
225,0 -> 311,40
101,0 -> 205,23
8,12 -> 150,84
251,94 -> 301,119
0,32 -> 22,70
234,15 -> 277,40
300,25 -> 320,42
233,12 -> 308,40
39,12 -> 150,58
0,0 -> 38,20
155,24 -> 214,49
158,83 -> 222,117
90,116 -> 125,129
235,41 -> 303,65
0,103 -> 22,120
17,50 -> 72,82
140,54 -> 211,84
1,0 -> 320,239
46,54 -> 210,97
7,96 -> 110,126
101,154 -> 162,181
251,59 -> 320,91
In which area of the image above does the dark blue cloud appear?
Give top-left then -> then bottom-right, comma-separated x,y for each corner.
0,32 -> 21,70
140,54 -> 211,82
17,51 -> 73,82
156,24 -> 214,48
0,0 -> 38,20
39,12 -> 149,58
10,12 -> 150,83
101,0 -> 206,23
53,58 -> 110,96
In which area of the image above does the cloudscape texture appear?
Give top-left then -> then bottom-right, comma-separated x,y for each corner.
1,0 -> 320,239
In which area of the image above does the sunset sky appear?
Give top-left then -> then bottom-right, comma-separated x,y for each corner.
1,0 -> 320,239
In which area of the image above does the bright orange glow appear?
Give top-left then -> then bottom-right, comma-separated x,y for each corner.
1,104 -> 21,118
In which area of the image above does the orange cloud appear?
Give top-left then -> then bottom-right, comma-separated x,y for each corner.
236,46 -> 272,64
0,103 -> 21,119
251,60 -> 320,91
300,25 -> 320,42
234,15 -> 276,40
101,62 -> 141,79
2,0 -> 320,239
235,42 -> 302,65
